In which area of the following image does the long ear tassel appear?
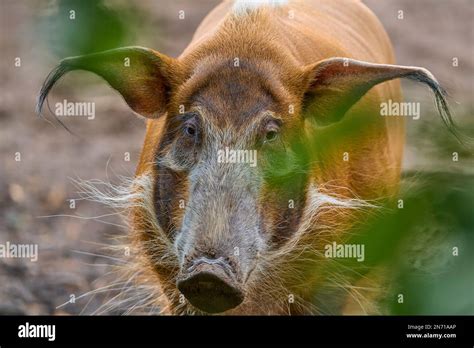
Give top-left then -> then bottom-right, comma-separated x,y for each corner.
303,58 -> 472,146
403,68 -> 469,145
36,61 -> 78,133
36,46 -> 176,128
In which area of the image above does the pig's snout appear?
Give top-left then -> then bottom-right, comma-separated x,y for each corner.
177,257 -> 244,313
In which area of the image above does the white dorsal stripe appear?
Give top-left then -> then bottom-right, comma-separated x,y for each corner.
232,0 -> 289,14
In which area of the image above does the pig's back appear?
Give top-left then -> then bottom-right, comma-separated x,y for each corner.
187,0 -> 396,65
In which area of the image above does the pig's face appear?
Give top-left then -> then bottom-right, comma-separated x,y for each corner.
37,44 -> 454,314
153,59 -> 310,313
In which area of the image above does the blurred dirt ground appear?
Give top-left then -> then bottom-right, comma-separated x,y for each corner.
0,0 -> 472,314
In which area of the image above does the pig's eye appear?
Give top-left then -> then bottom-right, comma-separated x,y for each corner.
182,117 -> 199,140
263,121 -> 280,143
265,129 -> 278,142
184,123 -> 196,137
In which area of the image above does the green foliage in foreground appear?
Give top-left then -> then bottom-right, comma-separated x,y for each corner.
350,171 -> 474,314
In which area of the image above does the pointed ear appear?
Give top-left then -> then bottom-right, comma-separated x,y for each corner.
37,46 -> 180,118
301,57 -> 463,141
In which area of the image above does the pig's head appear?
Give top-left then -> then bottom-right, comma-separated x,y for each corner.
38,46 -> 458,314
